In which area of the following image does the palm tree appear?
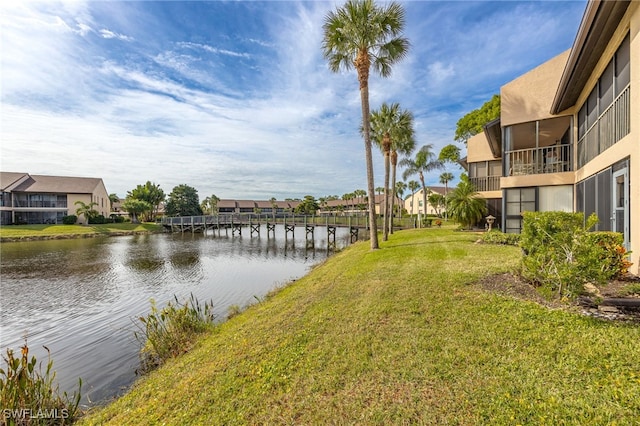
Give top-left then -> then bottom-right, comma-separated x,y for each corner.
323,0 -> 409,249
370,102 -> 415,239
394,181 -> 407,217
439,172 -> 454,196
389,115 -> 415,234
448,180 -> 487,230
400,144 -> 443,226
439,172 -> 454,220
407,180 -> 420,216
74,200 -> 98,225
200,194 -> 220,215
375,187 -> 384,195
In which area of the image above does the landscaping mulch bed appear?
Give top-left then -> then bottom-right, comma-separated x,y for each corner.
475,272 -> 640,323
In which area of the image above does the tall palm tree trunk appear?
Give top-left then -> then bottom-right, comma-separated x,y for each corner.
420,172 -> 427,227
382,134 -> 391,241
356,51 -> 379,249
389,150 -> 398,235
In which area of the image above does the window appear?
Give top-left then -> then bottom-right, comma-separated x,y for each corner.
538,186 -> 572,213
615,34 -> 630,95
599,61 -> 614,109
0,192 -> 10,207
488,161 -> 501,176
504,186 -> 573,233
577,33 -> 630,167
576,168 -> 614,231
504,188 -> 535,233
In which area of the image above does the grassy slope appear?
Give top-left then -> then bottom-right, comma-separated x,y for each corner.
0,223 -> 162,239
81,229 -> 640,425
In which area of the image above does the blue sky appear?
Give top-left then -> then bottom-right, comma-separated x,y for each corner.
1,0 -> 587,200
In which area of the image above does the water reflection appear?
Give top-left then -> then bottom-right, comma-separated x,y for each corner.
0,225 -> 352,405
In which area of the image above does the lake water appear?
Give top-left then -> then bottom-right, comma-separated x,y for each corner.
0,225 -> 355,406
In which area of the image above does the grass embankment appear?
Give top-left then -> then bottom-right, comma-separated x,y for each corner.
0,223 -> 163,241
82,229 -> 640,425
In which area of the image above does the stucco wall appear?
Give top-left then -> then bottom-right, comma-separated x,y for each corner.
466,132 -> 496,163
501,50 -> 570,127
68,179 -> 110,223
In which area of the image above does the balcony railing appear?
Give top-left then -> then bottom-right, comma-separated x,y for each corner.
507,143 -> 572,177
578,84 -> 630,168
12,200 -> 68,208
471,176 -> 501,192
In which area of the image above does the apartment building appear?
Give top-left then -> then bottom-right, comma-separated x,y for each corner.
465,0 -> 638,274
0,172 -> 110,225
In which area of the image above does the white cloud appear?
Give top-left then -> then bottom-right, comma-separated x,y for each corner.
427,61 -> 455,83
99,28 -> 133,41
177,42 -> 250,58
0,0 -> 587,198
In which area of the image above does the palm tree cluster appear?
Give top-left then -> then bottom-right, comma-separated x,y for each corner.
323,0 -> 487,240
323,0 -> 409,249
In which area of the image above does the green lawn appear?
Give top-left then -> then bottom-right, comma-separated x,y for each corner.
0,223 -> 163,240
81,228 -> 639,425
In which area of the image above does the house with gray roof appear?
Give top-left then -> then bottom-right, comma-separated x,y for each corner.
0,172 -> 110,225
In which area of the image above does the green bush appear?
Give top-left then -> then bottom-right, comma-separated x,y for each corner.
88,215 -> 106,224
113,215 -> 125,223
481,230 -> 520,246
61,215 -> 77,225
135,294 -> 216,374
0,340 -> 82,425
520,211 -> 629,298
581,231 -> 631,278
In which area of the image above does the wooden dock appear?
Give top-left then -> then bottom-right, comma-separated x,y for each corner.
161,214 -> 370,248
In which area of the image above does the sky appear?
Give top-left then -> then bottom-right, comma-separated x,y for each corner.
1,0 -> 587,200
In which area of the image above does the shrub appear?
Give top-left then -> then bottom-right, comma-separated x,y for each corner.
481,230 -> 520,246
88,215 -> 106,224
520,211 -> 630,299
62,215 -> 77,225
582,232 -> 632,278
0,340 -> 82,425
112,215 -> 125,223
135,294 -> 216,374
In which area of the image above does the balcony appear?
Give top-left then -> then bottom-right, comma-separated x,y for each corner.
577,84 -> 630,168
506,144 -> 572,177
471,176 -> 501,192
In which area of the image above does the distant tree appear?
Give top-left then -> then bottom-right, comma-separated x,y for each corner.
108,193 -> 120,210
400,144 -> 443,224
407,180 -> 420,216
454,94 -> 500,144
295,195 -> 320,215
448,180 -> 487,229
127,181 -> 165,221
270,197 -> 279,218
439,172 -> 454,196
200,194 -> 220,215
322,0 -> 410,250
165,185 -> 202,217
439,172 -> 455,220
353,189 -> 367,199
122,198 -> 152,224
342,193 -> 355,211
428,193 -> 445,217
74,201 -> 98,225
395,181 -> 407,216
376,187 -> 384,195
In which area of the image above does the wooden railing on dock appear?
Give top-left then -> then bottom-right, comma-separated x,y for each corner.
161,213 -> 378,248
160,213 -> 416,246
161,213 -> 370,231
